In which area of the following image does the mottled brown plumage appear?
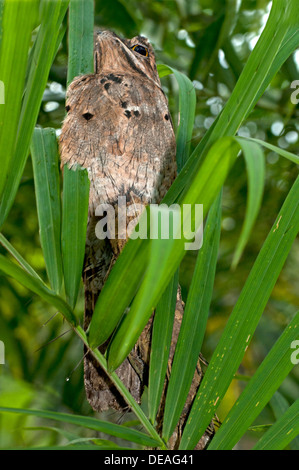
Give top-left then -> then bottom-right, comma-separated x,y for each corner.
60,30 -> 211,448
60,30 -> 176,411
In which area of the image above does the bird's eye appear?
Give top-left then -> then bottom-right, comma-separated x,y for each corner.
132,44 -> 148,57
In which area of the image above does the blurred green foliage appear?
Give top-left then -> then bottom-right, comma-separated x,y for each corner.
0,0 -> 298,449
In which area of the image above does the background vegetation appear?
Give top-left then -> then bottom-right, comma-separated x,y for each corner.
0,0 -> 298,449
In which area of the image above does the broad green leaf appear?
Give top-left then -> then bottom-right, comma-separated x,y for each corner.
253,399 -> 299,450
148,268 -> 179,424
0,0 -> 39,199
67,0 -> 94,85
0,0 -> 70,229
208,311 -> 299,449
61,165 -> 90,309
31,128 -> 63,294
162,190 -> 222,441
180,173 -> 299,450
0,255 -> 76,325
232,138 -> 265,269
0,407 -> 159,448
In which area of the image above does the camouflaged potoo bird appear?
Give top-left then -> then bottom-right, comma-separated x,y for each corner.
59,31 -> 208,448
59,30 -> 177,409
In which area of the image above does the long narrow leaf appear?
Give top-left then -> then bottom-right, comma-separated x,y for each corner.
147,64 -> 196,423
0,0 -> 39,199
0,233 -> 43,282
0,407 -> 159,448
0,0 -> 69,229
102,137 -> 239,364
107,206 -> 178,372
270,393 -> 299,450
67,0 -> 94,85
0,1 -> 4,49
88,136 -> 236,349
89,0 -> 298,390
31,128 -> 63,294
8,444 -> 129,450
162,116 -> 219,206
86,236 -> 148,341
61,166 -> 90,309
208,311 -> 299,449
232,139 -> 265,269
88,0 -> 299,353
0,254 -> 76,325
162,190 -> 222,441
157,65 -> 196,171
73,325 -> 166,449
208,0 -> 298,143
241,137 -> 299,166
163,0 -> 299,208
148,269 -> 179,424
61,0 -> 93,309
253,399 -> 299,450
180,173 -> 299,450
88,64 -> 196,347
